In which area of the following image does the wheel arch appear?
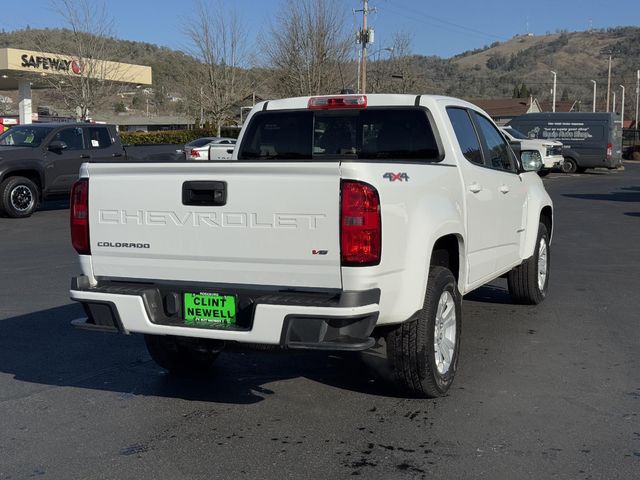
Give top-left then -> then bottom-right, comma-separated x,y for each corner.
430,233 -> 465,285
1,168 -> 43,191
540,205 -> 553,242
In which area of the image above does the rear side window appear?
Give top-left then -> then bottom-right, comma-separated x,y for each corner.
238,108 -> 441,161
447,107 -> 483,165
87,127 -> 113,149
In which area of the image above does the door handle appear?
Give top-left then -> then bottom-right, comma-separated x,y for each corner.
80,154 -> 90,159
468,183 -> 482,193
499,185 -> 510,194
112,153 -> 124,158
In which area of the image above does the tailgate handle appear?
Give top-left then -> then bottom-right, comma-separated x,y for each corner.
182,181 -> 227,206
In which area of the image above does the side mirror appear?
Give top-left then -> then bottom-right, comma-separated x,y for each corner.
48,140 -> 68,152
521,150 -> 543,172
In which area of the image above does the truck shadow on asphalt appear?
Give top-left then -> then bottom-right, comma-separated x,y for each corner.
563,187 -> 640,203
463,282 -> 513,305
39,198 -> 70,211
0,304 -> 406,404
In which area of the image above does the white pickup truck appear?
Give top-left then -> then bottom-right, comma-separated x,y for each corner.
69,94 -> 553,398
500,126 -> 564,174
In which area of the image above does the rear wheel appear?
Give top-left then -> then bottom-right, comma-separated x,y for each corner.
144,335 -> 223,377
561,157 -> 578,174
0,176 -> 39,218
386,266 -> 462,398
507,222 -> 550,305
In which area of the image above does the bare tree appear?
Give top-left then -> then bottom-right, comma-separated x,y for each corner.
264,0 -> 352,97
388,33 -> 420,94
35,0 -> 130,120
368,32 -> 420,94
184,0 -> 249,134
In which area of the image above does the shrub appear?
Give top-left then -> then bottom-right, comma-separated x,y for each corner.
120,127 -> 239,145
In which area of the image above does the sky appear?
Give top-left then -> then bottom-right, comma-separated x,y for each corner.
1,0 -> 639,59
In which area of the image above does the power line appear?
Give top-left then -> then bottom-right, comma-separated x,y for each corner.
383,1 -> 502,41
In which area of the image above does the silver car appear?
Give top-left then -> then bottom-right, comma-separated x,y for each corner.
185,137 -> 236,161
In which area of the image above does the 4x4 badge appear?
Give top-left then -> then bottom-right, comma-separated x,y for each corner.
383,172 -> 409,182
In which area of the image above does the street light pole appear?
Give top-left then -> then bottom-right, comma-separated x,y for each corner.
551,71 -> 557,112
620,85 -> 625,128
606,55 -> 612,112
591,80 -> 597,112
636,70 -> 640,130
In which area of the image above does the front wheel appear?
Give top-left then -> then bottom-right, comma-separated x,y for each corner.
561,158 -> 578,174
386,266 -> 462,398
507,222 -> 550,305
144,335 -> 223,377
0,176 -> 39,218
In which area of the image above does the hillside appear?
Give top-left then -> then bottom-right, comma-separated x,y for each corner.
443,27 -> 640,107
1,26 -> 639,119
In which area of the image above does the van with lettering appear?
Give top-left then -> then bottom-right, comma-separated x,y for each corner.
508,112 -> 622,173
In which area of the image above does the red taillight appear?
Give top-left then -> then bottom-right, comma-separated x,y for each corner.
308,95 -> 367,110
340,180 -> 381,266
190,148 -> 200,158
70,178 -> 90,255
607,143 -> 612,160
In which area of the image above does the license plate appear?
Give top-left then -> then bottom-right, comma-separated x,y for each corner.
183,292 -> 236,326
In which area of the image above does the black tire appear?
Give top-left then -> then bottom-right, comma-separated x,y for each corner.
0,176 -> 39,218
561,157 -> 577,174
507,222 -> 550,305
386,266 -> 462,398
144,334 -> 222,377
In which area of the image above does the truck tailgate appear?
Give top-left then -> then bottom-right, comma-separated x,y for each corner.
87,162 -> 342,289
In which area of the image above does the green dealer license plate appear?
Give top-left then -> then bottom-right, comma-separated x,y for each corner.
184,292 -> 236,327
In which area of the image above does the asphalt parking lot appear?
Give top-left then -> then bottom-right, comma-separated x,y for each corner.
0,164 -> 639,479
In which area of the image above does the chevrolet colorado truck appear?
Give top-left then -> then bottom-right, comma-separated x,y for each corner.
69,94 -> 553,397
0,123 -> 183,217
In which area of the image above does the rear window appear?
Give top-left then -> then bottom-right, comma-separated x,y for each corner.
238,108 -> 441,161
187,138 -> 215,148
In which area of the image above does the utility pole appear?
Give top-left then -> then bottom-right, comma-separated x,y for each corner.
620,85 -> 625,128
591,80 -> 597,112
355,0 -> 375,94
606,55 -> 612,112
551,71 -> 557,112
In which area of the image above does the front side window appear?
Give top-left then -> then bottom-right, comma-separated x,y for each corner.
473,113 -> 515,172
447,107 -> 483,165
238,108 -> 441,161
55,127 -> 85,150
0,126 -> 54,147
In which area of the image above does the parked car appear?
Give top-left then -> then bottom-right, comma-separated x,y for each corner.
508,112 -> 622,173
185,137 -> 236,161
622,144 -> 640,160
0,123 -> 183,217
69,94 -> 553,398
500,126 -> 563,174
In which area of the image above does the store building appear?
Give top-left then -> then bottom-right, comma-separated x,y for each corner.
0,47 -> 152,125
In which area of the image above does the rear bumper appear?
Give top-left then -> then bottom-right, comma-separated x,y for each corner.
69,276 -> 380,351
